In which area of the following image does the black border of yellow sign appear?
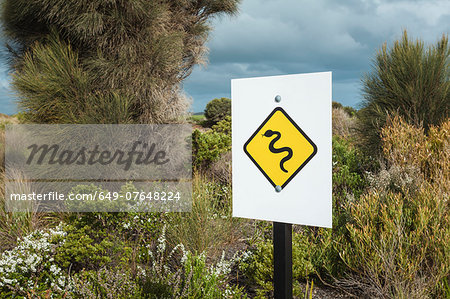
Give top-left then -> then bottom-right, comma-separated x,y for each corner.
243,107 -> 318,190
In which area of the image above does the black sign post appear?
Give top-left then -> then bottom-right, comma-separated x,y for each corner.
273,222 -> 293,298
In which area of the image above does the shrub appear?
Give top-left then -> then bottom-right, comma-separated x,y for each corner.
192,116 -> 232,169
139,226 -> 246,298
204,98 -> 231,127
332,136 -> 369,200
0,224 -> 71,297
381,116 -> 449,184
299,117 -> 449,299
53,224 -> 133,272
207,151 -> 232,184
341,186 -> 448,298
192,129 -> 231,169
238,232 -> 315,298
358,31 -> 449,155
58,183 -> 165,274
332,107 -> 355,139
332,101 -> 356,116
10,34 -> 136,124
212,115 -> 231,135
337,117 -> 449,298
70,268 -> 141,298
64,183 -> 164,240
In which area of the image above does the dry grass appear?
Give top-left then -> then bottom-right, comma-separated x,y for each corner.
166,173 -> 241,260
0,116 -> 57,252
0,170 -> 55,252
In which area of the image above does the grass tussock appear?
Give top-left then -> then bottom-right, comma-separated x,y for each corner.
166,173 -> 241,260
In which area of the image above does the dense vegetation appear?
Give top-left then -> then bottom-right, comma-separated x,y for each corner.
358,31 -> 449,155
0,3 -> 448,297
1,98 -> 448,298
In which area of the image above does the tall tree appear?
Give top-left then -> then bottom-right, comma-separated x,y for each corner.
358,31 -> 449,155
1,0 -> 239,123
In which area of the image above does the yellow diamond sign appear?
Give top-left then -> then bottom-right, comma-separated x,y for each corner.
244,107 -> 317,190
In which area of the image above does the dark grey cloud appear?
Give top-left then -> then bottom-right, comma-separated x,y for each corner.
184,0 -> 450,112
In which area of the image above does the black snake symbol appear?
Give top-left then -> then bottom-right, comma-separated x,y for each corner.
263,130 -> 293,173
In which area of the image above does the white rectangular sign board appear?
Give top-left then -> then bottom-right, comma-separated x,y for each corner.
232,72 -> 332,227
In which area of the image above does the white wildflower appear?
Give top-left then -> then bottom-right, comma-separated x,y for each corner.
157,226 -> 167,253
50,264 -> 61,275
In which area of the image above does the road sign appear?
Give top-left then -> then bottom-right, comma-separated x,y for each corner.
232,72 -> 332,227
243,107 -> 317,190
232,72 -> 332,299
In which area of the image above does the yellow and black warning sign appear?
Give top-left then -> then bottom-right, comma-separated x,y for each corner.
243,107 -> 317,190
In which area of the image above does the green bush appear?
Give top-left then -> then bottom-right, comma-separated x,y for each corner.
60,183 -> 165,273
192,116 -> 232,169
332,136 -> 369,200
11,34 -> 136,124
192,129 -> 231,169
212,115 -> 231,135
54,224 -> 132,272
331,136 -> 372,250
65,183 -> 163,238
238,232 -> 315,298
0,222 -> 247,298
204,98 -> 231,127
358,31 -> 449,155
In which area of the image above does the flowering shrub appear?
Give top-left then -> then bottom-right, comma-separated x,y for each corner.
0,222 -> 246,298
70,268 -> 141,298
139,226 -> 246,298
0,223 -> 71,297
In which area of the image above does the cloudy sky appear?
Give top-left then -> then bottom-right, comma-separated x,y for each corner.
0,0 -> 449,115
